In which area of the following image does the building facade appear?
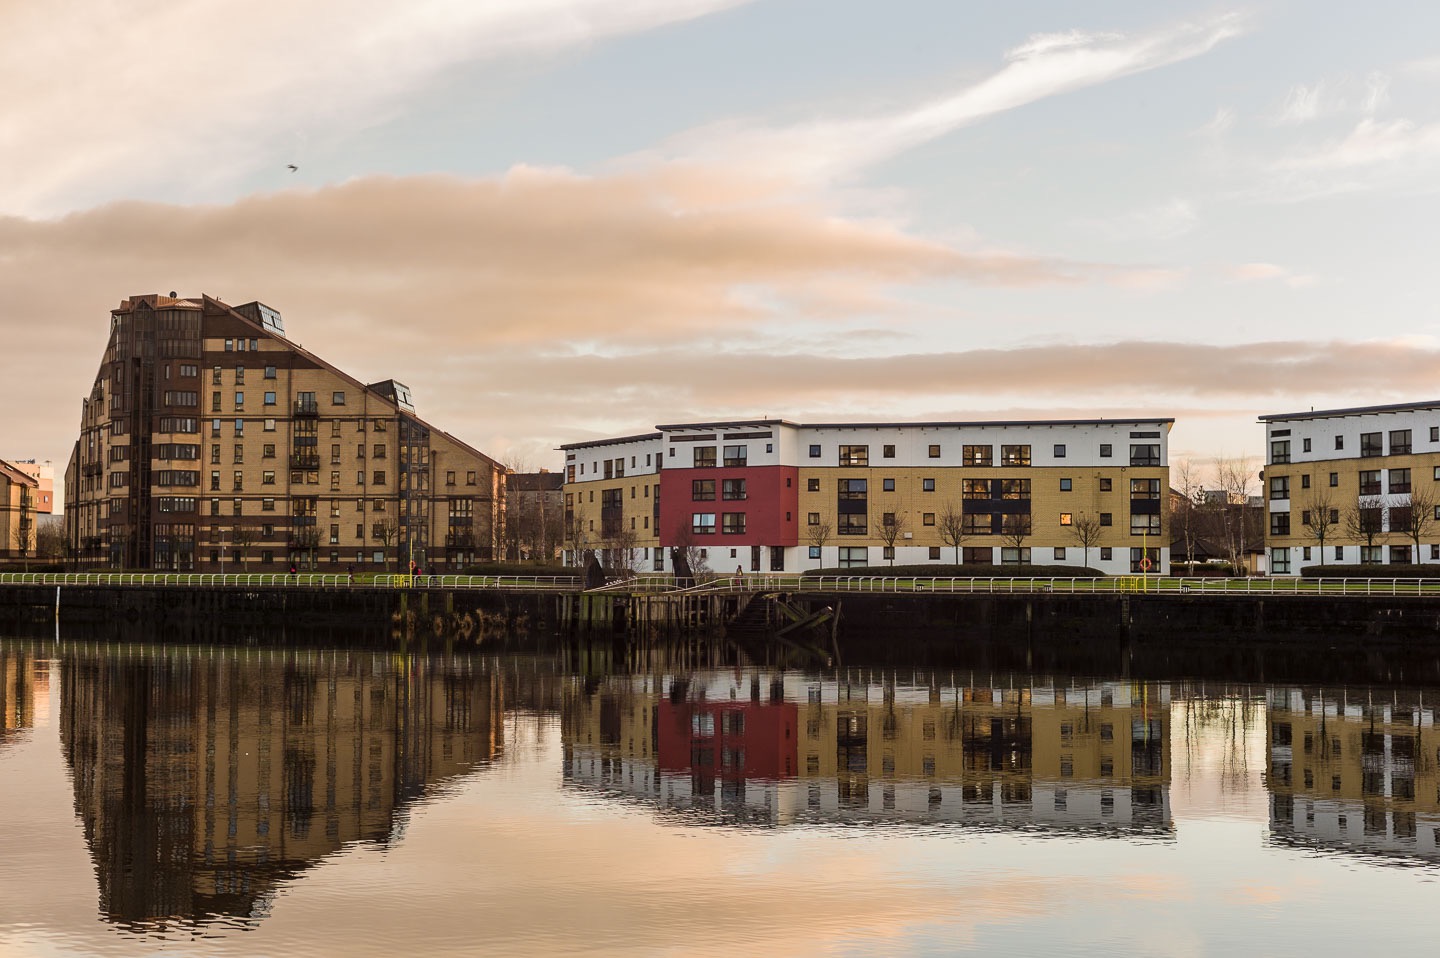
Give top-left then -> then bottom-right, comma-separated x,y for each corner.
65,294 -> 503,571
0,459 -> 40,567
503,471 -> 565,561
1260,401 -> 1440,575
562,418 -> 1172,575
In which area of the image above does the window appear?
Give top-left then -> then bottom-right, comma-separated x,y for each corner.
809,546 -> 821,559
1054,547 -> 1067,560
1270,476 -> 1290,500
838,445 -> 869,467
922,478 -> 935,492
1100,513 -> 1113,526
882,478 -> 895,491
722,478 -> 746,500
1361,432 -> 1382,457
692,479 -> 716,500
693,446 -> 717,468
1001,547 -> 1031,566
963,546 -> 993,564
262,470 -> 275,485
1329,471 -> 1339,487
883,444 -> 896,458
1060,513 -> 1073,526
1097,477 -> 1111,492
808,444 -> 821,458
1001,478 -> 1031,500
928,444 -> 941,458
234,365 -> 246,384
1000,445 -> 1031,467
1391,544 -> 1412,564
1054,444 -> 1066,458
882,546 -> 895,560
373,471 -> 386,486
234,391 -> 244,407
721,513 -> 747,534
881,511 -> 896,527
963,479 -> 989,500
264,365 -> 276,379
1130,444 -> 1161,466
264,419 -> 275,432
233,471 -> 243,491
212,366 -> 223,385
1389,468 -> 1412,494
1271,548 -> 1291,574
1100,444 -> 1112,458
723,445 -> 747,467
838,478 -> 867,499
1060,478 -> 1072,491
922,512 -> 935,526
962,515 -> 991,535
807,478 -> 820,492
838,547 -> 867,569
1301,437 -> 1311,452
837,514 -> 867,536
224,339 -> 233,351
1360,545 -> 1383,564
807,512 -> 820,525
1270,439 -> 1290,463
1130,514 -> 1161,535
1300,474 -> 1310,489
331,391 -> 346,405
963,445 -> 992,467
1390,429 -> 1412,455
1271,513 -> 1291,535
1359,470 -> 1381,496
1100,547 -> 1112,561
929,546 -> 941,560
466,471 -> 477,485
234,419 -> 244,435
692,513 -> 716,535
1130,478 -> 1161,499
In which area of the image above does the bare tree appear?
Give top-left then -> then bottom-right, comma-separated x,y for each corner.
10,521 -> 34,572
937,501 -> 967,565
291,525 -> 320,571
231,527 -> 258,571
1000,514 -> 1032,567
877,511 -> 907,566
1214,457 -> 1259,574
1393,485 -> 1436,563
1068,513 -> 1105,570
373,519 -> 400,572
672,522 -> 710,576
1170,458 -> 1205,573
35,517 -> 65,563
806,518 -> 833,568
1299,492 -> 1338,568
1345,496 -> 1386,564
606,524 -> 641,575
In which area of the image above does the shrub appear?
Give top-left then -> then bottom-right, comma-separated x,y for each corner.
800,563 -> 1106,578
1299,563 -> 1440,580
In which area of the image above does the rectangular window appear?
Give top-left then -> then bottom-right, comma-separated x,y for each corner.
1060,478 -> 1072,491
691,513 -> 716,534
962,514 -> 991,535
837,514 -> 867,536
1271,548 -> 1291,574
1390,429 -> 1411,455
1389,468 -> 1412,494
692,479 -> 716,500
1000,547 -> 1031,566
807,478 -> 820,492
837,478 -> 867,499
1360,432 -> 1382,457
1100,547 -> 1112,561
838,445 -> 869,467
1359,470 -> 1381,496
882,478 -> 895,491
808,546 -> 821,559
963,479 -> 989,500
882,546 -> 895,560
1001,478 -> 1031,500
929,546 -> 941,560
1330,472 -> 1339,487
1060,513 -> 1073,526
922,478 -> 936,492
1130,444 -> 1161,466
234,391 -> 244,407
373,471 -> 385,485
1130,514 -> 1161,535
1300,474 -> 1310,489
722,445 -> 747,467
1000,445 -> 1031,467
1271,513 -> 1291,535
466,471 -> 477,485
1335,435 -> 1344,450
722,478 -> 747,500
693,446 -> 717,468
1054,547 -> 1067,560
963,546 -> 993,564
1100,444 -> 1112,458
1053,444 -> 1066,458
807,512 -> 820,525
1100,513 -> 1113,526
1130,478 -> 1161,499
963,445 -> 992,467
1270,439 -> 1290,463
1391,544 -> 1412,564
922,512 -> 935,526
721,513 -> 747,534
1303,437 -> 1312,452
262,470 -> 275,485
331,391 -> 346,405
882,444 -> 896,458
838,546 -> 867,569
263,391 -> 276,406
1269,476 -> 1290,500
808,444 -> 821,458
928,444 -> 941,458
1360,545 -> 1383,564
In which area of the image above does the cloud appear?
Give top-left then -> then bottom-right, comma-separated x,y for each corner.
1277,83 -> 1324,125
1087,198 -> 1199,242
1226,263 -> 1316,288
644,13 -> 1248,186
0,0 -> 756,217
1273,72 -> 1391,126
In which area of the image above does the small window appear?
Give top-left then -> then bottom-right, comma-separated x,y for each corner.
928,444 -> 941,458
1330,472 -> 1339,487
1099,478 -> 1112,492
807,512 -> 820,525
264,419 -> 275,431
1054,444 -> 1066,458
929,546 -> 941,560
922,512 -> 935,526
807,478 -> 820,492
1303,437 -> 1312,452
883,478 -> 895,491
333,391 -> 346,405
1054,547 -> 1066,560
808,444 -> 821,458
809,546 -> 821,559
234,391 -> 244,407
883,444 -> 896,458
1335,435 -> 1344,450
1060,513 -> 1073,526
1099,444 -> 1112,458
1060,478 -> 1072,491
1100,547 -> 1112,560
922,478 -> 935,492
264,365 -> 276,379
1100,513 -> 1112,526
264,391 -> 276,405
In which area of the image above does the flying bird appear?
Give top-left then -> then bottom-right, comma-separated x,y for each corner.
287,164 -> 298,172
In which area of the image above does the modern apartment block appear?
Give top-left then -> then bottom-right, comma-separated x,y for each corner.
1260,401 -> 1440,574
562,417 -> 1172,575
64,294 -> 503,571
0,460 -> 40,566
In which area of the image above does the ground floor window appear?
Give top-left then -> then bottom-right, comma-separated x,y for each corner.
839,546 -> 867,569
929,547 -> 941,560
1100,547 -> 1112,561
1054,547 -> 1066,561
809,546 -> 821,560
1390,544 -> 1412,564
770,546 -> 784,571
653,548 -> 665,571
1360,545 -> 1383,564
1271,548 -> 1290,574
1130,547 -> 1159,573
1000,547 -> 1030,566
882,546 -> 895,560
963,547 -> 992,565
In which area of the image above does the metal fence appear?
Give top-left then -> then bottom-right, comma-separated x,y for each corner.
0,573 -> 584,591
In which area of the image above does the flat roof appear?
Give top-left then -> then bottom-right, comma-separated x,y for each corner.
1259,400 -> 1440,423
800,418 -> 1174,430
559,432 -> 662,452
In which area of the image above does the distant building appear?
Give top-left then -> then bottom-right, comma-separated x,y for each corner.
503,470 -> 564,561
1260,400 -> 1440,574
562,417 -> 1173,575
64,294 -> 504,571
0,459 -> 40,566
5,460 -> 54,513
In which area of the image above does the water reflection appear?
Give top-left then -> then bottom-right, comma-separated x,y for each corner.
1266,687 -> 1440,864
56,645 -> 505,929
563,672 -> 1173,836
1,646 -> 41,751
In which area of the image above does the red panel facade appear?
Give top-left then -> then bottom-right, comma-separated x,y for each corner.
658,465 -> 799,548
656,700 -> 799,781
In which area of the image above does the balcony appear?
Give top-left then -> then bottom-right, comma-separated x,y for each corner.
290,453 -> 320,470
294,400 -> 319,417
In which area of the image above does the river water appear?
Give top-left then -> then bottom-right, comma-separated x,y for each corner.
0,636 -> 1436,956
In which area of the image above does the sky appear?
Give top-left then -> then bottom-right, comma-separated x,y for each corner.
5,0 -> 1440,492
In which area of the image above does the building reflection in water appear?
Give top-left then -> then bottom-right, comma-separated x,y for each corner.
1266,687 -> 1440,864
57,646 -> 504,929
562,671 -> 1172,836
1,646 -> 43,752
